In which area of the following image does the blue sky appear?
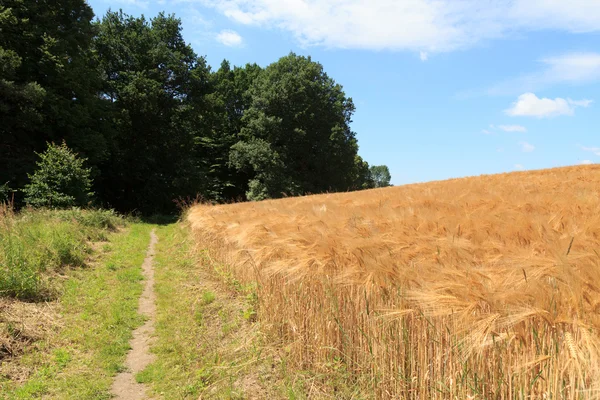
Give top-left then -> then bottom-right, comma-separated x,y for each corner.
87,0 -> 600,185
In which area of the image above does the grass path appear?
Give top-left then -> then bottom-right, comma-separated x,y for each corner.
2,220 -> 316,399
111,229 -> 158,399
1,223 -> 154,399
138,223 -> 287,399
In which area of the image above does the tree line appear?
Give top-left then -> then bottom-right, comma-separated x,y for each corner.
0,1 -> 391,214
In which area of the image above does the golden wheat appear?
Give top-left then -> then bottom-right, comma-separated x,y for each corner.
188,165 -> 600,399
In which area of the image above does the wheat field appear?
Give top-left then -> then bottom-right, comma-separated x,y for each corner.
188,165 -> 600,399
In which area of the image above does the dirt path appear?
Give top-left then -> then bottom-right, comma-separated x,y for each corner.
111,230 -> 158,399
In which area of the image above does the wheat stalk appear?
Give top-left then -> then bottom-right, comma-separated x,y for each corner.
188,164 -> 600,398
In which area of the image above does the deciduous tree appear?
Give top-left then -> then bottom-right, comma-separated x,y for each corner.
0,0 -> 103,202
94,11 -> 210,213
369,165 -> 392,188
232,53 -> 363,199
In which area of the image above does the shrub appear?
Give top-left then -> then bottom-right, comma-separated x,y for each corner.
23,142 -> 94,209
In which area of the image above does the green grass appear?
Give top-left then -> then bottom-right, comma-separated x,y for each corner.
160,222 -> 372,400
1,213 -> 366,399
0,221 -> 154,399
137,223 -> 279,399
0,207 -> 124,300
140,223 -> 361,399
135,223 -> 209,398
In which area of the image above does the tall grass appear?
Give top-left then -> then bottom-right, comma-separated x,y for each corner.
0,205 -> 123,300
188,165 -> 600,399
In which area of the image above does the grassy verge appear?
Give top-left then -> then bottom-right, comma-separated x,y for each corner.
0,206 -> 123,300
0,216 -> 154,399
141,222 -> 362,399
138,223 -> 284,399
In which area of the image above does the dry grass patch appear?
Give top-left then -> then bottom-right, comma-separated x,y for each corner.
0,299 -> 61,383
188,165 -> 600,399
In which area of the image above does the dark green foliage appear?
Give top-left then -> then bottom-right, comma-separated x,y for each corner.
23,143 -> 93,208
354,156 -> 376,190
369,165 -> 392,188
0,4 -> 46,197
1,3 -> 388,212
0,0 -> 107,203
94,11 -> 210,214
232,53 -> 363,200
201,61 -> 263,201
230,138 -> 296,200
0,182 -> 13,203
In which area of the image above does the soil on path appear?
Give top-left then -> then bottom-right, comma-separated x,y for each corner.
111,230 -> 158,399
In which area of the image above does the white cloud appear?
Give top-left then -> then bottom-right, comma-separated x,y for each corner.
514,164 -> 524,170
581,146 -> 600,156
580,160 -> 594,165
185,8 -> 212,28
484,124 -> 527,134
568,98 -> 594,107
541,53 -> 600,85
509,1 -> 600,33
199,0 -> 600,54
487,52 -> 600,95
497,124 -> 527,132
519,141 -> 535,152
176,7 -> 217,47
505,93 -> 592,118
419,51 -> 428,61
216,29 -> 243,46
